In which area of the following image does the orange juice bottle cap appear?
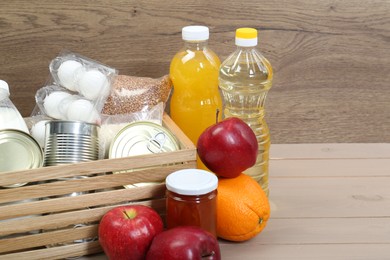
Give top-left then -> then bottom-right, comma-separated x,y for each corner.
182,26 -> 209,41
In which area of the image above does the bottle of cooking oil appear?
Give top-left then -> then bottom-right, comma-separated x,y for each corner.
219,28 -> 273,196
170,25 -> 222,170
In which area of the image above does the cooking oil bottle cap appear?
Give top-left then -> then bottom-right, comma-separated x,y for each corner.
0,80 -> 10,94
235,28 -> 258,47
182,25 -> 209,41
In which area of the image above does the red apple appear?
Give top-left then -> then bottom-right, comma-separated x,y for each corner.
197,117 -> 258,178
98,205 -> 164,260
146,226 -> 221,260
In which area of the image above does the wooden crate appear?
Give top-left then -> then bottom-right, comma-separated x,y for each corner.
0,114 -> 196,260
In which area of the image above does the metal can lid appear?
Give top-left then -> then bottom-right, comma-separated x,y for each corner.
45,120 -> 99,136
166,169 -> 218,196
109,121 -> 180,158
0,129 -> 44,187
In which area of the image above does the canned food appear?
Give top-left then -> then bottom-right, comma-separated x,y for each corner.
44,222 -> 97,252
44,120 -> 100,166
43,179 -> 95,254
109,121 -> 180,158
1,198 -> 41,237
0,129 -> 43,188
49,176 -> 90,198
109,121 -> 180,188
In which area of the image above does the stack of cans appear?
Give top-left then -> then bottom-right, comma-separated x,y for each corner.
44,121 -> 99,166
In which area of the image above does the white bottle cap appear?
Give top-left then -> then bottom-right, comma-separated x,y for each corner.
182,26 -> 209,41
166,169 -> 218,196
0,80 -> 10,94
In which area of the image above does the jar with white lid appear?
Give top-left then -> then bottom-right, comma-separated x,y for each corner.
165,169 -> 218,237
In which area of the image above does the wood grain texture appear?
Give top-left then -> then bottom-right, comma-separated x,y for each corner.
0,225 -> 97,253
0,183 -> 166,220
270,143 -> 390,159
0,198 -> 165,237
79,143 -> 390,260
0,241 -> 102,260
239,144 -> 390,259
0,0 -> 389,143
0,114 -> 194,259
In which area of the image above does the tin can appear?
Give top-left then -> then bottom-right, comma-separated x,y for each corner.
48,176 -> 90,199
44,178 -> 96,253
0,129 -> 43,188
109,121 -> 180,157
44,120 -> 100,166
1,198 -> 42,237
109,121 -> 181,188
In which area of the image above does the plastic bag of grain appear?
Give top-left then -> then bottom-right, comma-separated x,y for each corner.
102,74 -> 172,115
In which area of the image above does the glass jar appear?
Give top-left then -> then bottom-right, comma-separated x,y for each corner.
165,169 -> 218,237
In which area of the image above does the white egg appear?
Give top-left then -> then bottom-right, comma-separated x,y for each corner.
43,91 -> 71,119
57,60 -> 83,91
66,99 -> 100,123
57,95 -> 78,116
77,69 -> 109,100
31,120 -> 48,148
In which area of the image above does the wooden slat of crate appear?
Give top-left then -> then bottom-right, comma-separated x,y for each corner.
0,114 -> 196,259
0,241 -> 102,260
0,162 -> 190,205
0,113 -> 195,187
0,183 -> 167,221
0,150 -> 195,188
0,198 -> 165,253
0,224 -> 98,253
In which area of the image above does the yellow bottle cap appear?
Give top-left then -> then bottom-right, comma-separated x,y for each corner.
235,28 -> 258,47
236,28 -> 257,39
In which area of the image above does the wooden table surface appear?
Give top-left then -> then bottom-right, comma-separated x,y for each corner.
85,143 -> 390,260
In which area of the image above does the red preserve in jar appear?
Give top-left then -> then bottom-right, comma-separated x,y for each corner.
165,169 -> 218,237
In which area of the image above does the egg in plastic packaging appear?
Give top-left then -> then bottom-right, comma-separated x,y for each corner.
31,120 -> 49,148
57,60 -> 84,91
66,99 -> 100,123
43,91 -> 71,119
77,69 -> 110,100
58,95 -> 78,117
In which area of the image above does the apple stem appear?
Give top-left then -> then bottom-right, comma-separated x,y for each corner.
123,210 -> 131,219
123,209 -> 136,219
216,109 -> 220,124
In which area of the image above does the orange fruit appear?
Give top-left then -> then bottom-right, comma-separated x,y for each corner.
217,173 -> 270,242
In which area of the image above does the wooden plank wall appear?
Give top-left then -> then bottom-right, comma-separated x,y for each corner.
1,0 -> 389,143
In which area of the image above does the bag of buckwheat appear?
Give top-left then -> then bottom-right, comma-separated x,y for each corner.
102,74 -> 172,115
98,74 -> 172,158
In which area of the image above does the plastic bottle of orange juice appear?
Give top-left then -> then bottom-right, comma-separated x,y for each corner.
169,25 -> 222,169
